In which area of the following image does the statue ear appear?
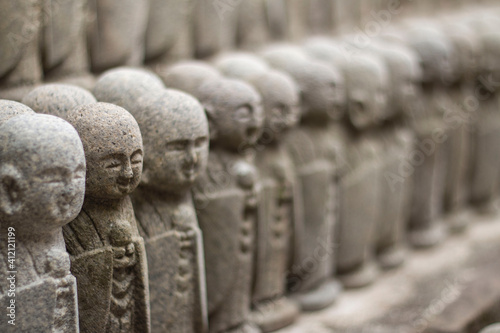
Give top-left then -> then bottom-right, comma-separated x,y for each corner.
204,104 -> 218,141
0,165 -> 25,216
140,167 -> 150,186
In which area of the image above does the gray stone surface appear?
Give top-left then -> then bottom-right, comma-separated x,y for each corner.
0,99 -> 35,124
261,44 -> 343,306
22,84 -> 96,119
0,113 -> 85,333
215,53 -> 301,332
63,102 -> 151,333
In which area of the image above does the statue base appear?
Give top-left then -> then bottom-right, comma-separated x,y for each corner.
377,245 -> 406,270
251,296 -> 299,332
409,223 -> 447,248
292,278 -> 342,311
338,260 -> 380,289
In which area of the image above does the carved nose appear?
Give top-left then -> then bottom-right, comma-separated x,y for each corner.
121,160 -> 134,179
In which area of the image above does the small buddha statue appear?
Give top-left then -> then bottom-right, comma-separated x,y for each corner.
404,27 -> 458,247
190,77 -> 264,333
63,103 -> 150,333
41,0 -> 94,89
0,113 -> 85,332
215,53 -> 301,331
87,0 -> 148,72
260,44 -> 343,305
0,1 -> 42,101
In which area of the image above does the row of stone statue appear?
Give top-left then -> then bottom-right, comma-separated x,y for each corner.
2,7 -> 500,333
0,0 -> 495,102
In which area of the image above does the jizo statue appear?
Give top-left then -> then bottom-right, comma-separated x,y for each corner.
184,76 -> 264,333
439,21 -> 480,231
41,0 -> 94,89
404,27 -> 457,247
466,25 -> 500,215
130,90 -> 209,333
22,84 -> 97,119
63,103 -> 151,333
370,40 -> 422,269
335,52 -> 389,287
260,45 -> 343,307
0,113 -> 85,333
0,1 -> 42,101
87,0 -> 148,72
94,68 -> 209,333
215,53 -> 301,331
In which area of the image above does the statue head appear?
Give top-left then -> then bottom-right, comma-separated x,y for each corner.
132,89 -> 209,195
0,100 -> 35,125
93,67 -> 165,111
342,53 -> 390,130
215,52 -> 300,142
0,114 -> 86,234
22,84 -> 96,119
161,61 -> 221,96
440,21 -> 480,83
371,40 -> 422,118
66,103 -> 143,201
405,27 -> 458,86
260,44 -> 346,122
197,77 -> 263,152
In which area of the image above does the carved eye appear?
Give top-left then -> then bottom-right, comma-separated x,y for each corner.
105,161 -> 121,169
131,152 -> 143,166
234,105 -> 252,122
195,136 -> 207,148
166,140 -> 188,151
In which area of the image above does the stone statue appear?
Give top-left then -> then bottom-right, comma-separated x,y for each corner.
22,84 -> 97,119
0,99 -> 35,124
192,0 -> 241,58
465,27 -> 500,215
333,52 -> 389,287
131,90 -> 209,333
0,113 -> 85,333
439,21 -> 480,231
183,77 -> 263,333
160,61 -> 221,96
260,45 -> 343,304
145,0 -> 195,66
215,53 -> 301,331
404,27 -> 458,247
365,40 -> 421,269
41,0 -> 94,89
63,103 -> 151,333
0,1 -> 42,101
94,68 -> 209,333
87,0 -> 148,72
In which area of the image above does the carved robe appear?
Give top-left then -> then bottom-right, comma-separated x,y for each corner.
63,197 -> 150,333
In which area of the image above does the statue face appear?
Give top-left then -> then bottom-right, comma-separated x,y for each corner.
0,114 -> 86,232
252,71 -> 300,141
144,115 -> 209,193
85,136 -> 143,200
394,55 -> 422,116
204,79 -> 263,151
300,64 -> 345,122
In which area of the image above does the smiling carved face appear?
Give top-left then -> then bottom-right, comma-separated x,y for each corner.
67,102 -> 144,201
